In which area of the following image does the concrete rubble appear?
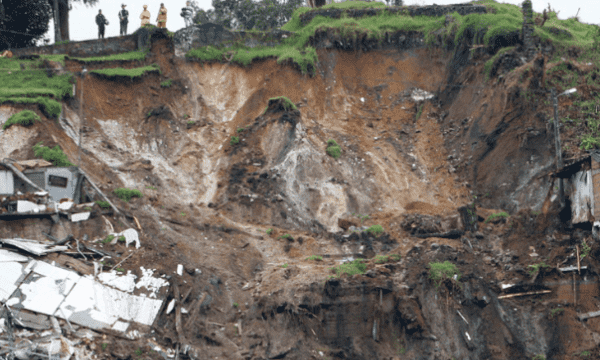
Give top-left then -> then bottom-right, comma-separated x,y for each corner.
0,245 -> 170,359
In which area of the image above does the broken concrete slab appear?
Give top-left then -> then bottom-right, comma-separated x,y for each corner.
0,261 -> 31,302
16,200 -> 46,213
96,270 -> 137,292
0,249 -> 28,262
70,212 -> 91,222
57,276 -> 163,330
0,238 -> 69,256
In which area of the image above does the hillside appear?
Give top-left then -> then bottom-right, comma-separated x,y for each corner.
2,1 -> 600,359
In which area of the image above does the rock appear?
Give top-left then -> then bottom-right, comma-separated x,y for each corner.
475,232 -> 484,239
338,215 -> 359,230
431,243 -> 440,250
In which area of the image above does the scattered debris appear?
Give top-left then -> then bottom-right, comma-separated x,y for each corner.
578,310 -> 600,321
0,238 -> 68,256
498,290 -> 552,299
559,265 -> 588,272
177,264 -> 184,276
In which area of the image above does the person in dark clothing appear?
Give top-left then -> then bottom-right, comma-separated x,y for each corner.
119,4 -> 129,36
96,10 -> 109,39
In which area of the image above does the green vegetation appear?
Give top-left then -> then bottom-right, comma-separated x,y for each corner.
326,139 -> 341,159
33,142 -> 74,167
180,212 -> 186,216
266,228 -> 273,235
416,104 -> 424,120
117,236 -> 126,243
306,255 -> 323,261
330,259 -> 366,277
0,55 -> 72,119
71,51 -> 147,63
428,261 -> 461,288
115,267 -> 125,272
484,46 -> 515,81
352,212 -> 369,224
550,307 -> 564,318
279,233 -> 292,239
281,263 -> 289,268
95,201 -> 111,209
90,65 -> 160,79
113,188 -> 143,202
579,351 -> 591,357
485,211 -> 509,223
237,127 -> 245,133
263,96 -> 297,113
2,110 -> 40,130
135,348 -> 143,356
145,185 -> 157,190
374,254 -> 401,264
101,343 -> 108,351
532,355 -> 546,360
102,235 -> 115,244
528,261 -> 549,276
187,120 -> 195,125
366,224 -> 384,237
580,239 -> 591,259
233,302 -> 239,308
230,136 -> 240,145
160,79 -> 173,88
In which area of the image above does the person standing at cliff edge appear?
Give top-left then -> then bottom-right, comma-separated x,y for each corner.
119,4 -> 129,36
140,5 -> 151,27
156,3 -> 168,29
95,10 -> 109,39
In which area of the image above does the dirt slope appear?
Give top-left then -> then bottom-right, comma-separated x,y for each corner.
2,34 -> 600,360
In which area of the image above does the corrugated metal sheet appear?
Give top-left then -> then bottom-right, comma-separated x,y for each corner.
571,170 -> 594,224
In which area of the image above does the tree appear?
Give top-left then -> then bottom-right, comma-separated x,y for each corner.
0,0 -> 52,50
195,0 -> 304,31
49,0 -> 99,42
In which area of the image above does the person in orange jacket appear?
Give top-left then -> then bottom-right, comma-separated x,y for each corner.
140,5 -> 151,27
156,4 -> 167,28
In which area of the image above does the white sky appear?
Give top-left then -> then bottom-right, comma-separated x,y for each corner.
44,0 -> 598,43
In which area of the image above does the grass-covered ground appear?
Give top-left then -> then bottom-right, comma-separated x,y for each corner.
186,0 -> 599,76
2,110 -> 40,130
0,55 -> 71,118
70,50 -> 148,63
90,64 -> 160,79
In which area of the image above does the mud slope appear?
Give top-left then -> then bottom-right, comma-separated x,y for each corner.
2,34 -> 600,360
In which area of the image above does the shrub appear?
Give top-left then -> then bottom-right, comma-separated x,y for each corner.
187,120 -> 195,125
113,188 -> 143,202
237,127 -> 245,133
374,254 -> 401,264
266,228 -> 273,235
331,259 -> 366,277
230,136 -> 240,145
33,142 -> 74,167
3,110 -> 41,130
550,308 -> 564,318
233,302 -> 239,307
102,235 -> 115,244
528,261 -> 549,277
306,255 -> 323,261
279,233 -> 292,239
117,235 -> 126,242
485,211 -> 509,223
281,263 -> 289,268
581,239 -> 591,259
95,201 -> 111,209
160,79 -> 173,88
366,225 -> 384,236
326,139 -> 341,159
428,261 -> 461,288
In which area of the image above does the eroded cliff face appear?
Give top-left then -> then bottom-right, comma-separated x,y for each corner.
1,33 -> 597,360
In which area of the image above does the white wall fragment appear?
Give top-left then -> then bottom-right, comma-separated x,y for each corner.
17,200 -> 46,213
177,264 -> 183,276
71,212 -> 91,222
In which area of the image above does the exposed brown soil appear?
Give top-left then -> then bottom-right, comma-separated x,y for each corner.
3,35 -> 600,360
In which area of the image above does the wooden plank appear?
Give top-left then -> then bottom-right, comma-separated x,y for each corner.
498,290 -> 552,299
579,310 -> 600,321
